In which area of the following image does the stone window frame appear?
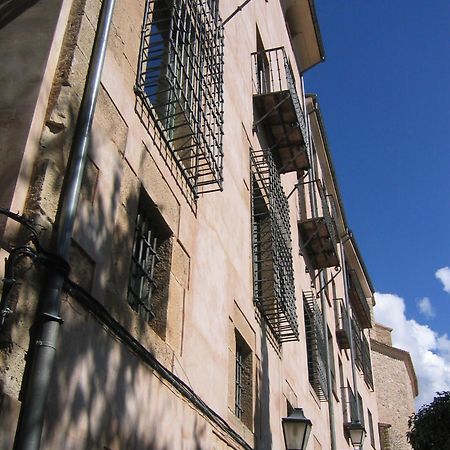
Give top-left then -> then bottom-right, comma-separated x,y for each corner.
234,330 -> 253,426
127,188 -> 173,339
228,303 -> 256,443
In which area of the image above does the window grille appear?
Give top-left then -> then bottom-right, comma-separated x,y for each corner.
234,332 -> 253,428
362,331 -> 374,390
235,341 -> 245,419
136,0 -> 224,195
347,268 -> 371,328
303,290 -> 328,401
128,196 -> 171,324
352,318 -> 363,370
250,147 -> 298,343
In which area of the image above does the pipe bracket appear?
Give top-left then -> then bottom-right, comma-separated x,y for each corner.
42,312 -> 64,325
35,340 -> 57,350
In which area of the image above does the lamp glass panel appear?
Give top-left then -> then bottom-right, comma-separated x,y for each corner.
284,421 -> 310,450
349,427 -> 366,446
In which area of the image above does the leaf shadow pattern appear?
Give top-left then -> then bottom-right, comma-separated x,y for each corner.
40,291 -> 210,450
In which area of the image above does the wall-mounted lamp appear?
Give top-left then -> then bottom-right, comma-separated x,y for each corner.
347,420 -> 366,449
282,408 -> 312,450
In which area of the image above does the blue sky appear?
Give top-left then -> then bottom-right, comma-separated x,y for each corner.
304,1 -> 450,407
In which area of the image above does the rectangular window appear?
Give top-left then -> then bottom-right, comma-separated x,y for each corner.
128,210 -> 158,320
128,192 -> 172,336
234,331 -> 253,428
136,0 -> 224,195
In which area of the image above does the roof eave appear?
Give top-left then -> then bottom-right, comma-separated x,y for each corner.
281,0 -> 325,73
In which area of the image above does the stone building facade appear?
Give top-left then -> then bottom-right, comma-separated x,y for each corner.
0,0 -> 407,449
371,323 -> 418,450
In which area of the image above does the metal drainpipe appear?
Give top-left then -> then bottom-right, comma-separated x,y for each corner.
14,0 -> 116,448
339,236 -> 361,422
308,103 -> 336,448
319,270 -> 337,450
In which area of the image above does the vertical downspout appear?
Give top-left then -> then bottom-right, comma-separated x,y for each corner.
339,237 -> 361,422
14,0 -> 116,448
319,271 -> 337,450
307,101 -> 336,449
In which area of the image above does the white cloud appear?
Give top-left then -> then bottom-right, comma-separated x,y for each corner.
374,292 -> 450,408
417,297 -> 435,318
435,267 -> 450,293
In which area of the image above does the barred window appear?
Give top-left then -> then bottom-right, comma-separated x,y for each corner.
303,291 -> 328,401
128,193 -> 172,335
234,331 -> 253,429
136,0 -> 224,195
250,148 -> 298,344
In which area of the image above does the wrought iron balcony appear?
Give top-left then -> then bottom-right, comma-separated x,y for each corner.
352,319 -> 374,389
251,147 -> 299,343
352,318 -> 363,371
303,291 -> 328,401
334,298 -> 351,349
297,179 -> 339,270
347,269 -> 371,328
361,333 -> 374,390
252,47 -> 310,173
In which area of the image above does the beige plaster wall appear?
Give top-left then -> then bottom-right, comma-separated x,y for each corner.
0,0 -> 385,449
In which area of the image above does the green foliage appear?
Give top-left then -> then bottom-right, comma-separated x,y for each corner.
407,391 -> 450,449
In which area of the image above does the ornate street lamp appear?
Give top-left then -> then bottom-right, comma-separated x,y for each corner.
347,420 -> 366,449
282,408 -> 312,450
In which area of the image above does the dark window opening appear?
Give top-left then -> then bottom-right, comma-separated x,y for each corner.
234,331 -> 253,429
128,191 -> 172,338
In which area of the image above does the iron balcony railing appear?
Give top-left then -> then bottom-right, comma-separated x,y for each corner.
334,298 -> 351,349
297,178 -> 339,270
136,0 -> 224,195
352,318 -> 363,371
303,291 -> 328,401
251,46 -> 310,173
251,147 -> 299,343
362,332 -> 374,390
348,269 -> 371,328
352,318 -> 374,389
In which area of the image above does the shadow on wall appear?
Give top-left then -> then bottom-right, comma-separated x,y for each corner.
134,94 -> 197,213
0,0 -> 40,29
0,0 -> 210,446
39,290 -> 209,449
9,100 -> 207,448
255,322 -> 273,450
